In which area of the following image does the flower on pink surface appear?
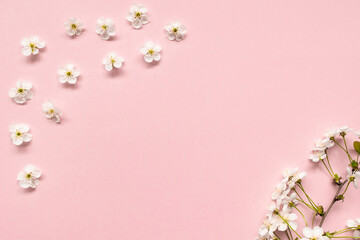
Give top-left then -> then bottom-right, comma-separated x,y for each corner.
21,36 -> 45,56
64,17 -> 84,36
9,124 -> 32,146
9,80 -> 33,104
17,165 -> 41,189
95,17 -> 115,40
165,22 -> 186,41
140,41 -> 161,63
127,4 -> 149,29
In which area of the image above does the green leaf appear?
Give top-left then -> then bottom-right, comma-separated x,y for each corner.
354,141 -> 360,154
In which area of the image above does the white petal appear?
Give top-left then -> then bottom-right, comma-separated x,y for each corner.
313,226 -> 324,237
105,63 -> 113,71
22,133 -> 32,143
32,48 -> 39,55
153,53 -> 161,61
67,77 -> 77,84
144,54 -> 153,63
22,47 -> 32,56
113,60 -> 123,68
19,179 -> 31,188
12,137 -> 24,145
100,32 -> 110,40
9,88 -> 17,97
303,227 -> 312,238
167,32 -> 176,41
132,19 -> 142,29
14,95 -> 26,104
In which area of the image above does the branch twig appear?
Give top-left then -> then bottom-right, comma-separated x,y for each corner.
319,179 -> 348,227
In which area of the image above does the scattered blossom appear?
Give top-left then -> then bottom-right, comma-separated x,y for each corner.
42,101 -> 62,123
165,22 -> 186,41
21,36 -> 46,56
58,64 -> 80,84
103,53 -> 124,71
64,17 -> 84,36
126,4 -> 149,29
9,124 -> 32,146
347,167 -> 360,189
301,226 -> 329,240
140,41 -> 161,63
9,80 -> 33,104
17,165 -> 41,189
95,17 -> 115,40
347,219 -> 360,239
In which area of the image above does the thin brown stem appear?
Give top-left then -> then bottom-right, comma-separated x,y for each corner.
319,179 -> 348,227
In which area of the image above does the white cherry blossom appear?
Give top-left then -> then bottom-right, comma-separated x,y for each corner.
9,124 -> 32,146
347,167 -> 360,189
126,4 -> 149,29
58,64 -> 80,84
301,226 -> 329,240
347,219 -> 360,239
21,36 -> 46,56
42,101 -> 62,123
165,22 -> 186,41
95,17 -> 115,40
277,205 -> 297,231
309,150 -> 326,163
9,80 -> 33,104
17,165 -> 41,189
140,41 -> 161,63
103,53 -> 124,71
64,17 -> 84,36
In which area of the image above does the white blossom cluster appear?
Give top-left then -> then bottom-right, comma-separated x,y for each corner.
257,168 -> 307,239
257,126 -> 360,239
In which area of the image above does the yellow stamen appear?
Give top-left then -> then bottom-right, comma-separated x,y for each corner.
71,24 -> 77,29
17,88 -> 24,93
148,49 -> 154,55
135,12 -> 141,17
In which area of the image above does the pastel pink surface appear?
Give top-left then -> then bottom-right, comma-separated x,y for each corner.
1,0 -> 360,239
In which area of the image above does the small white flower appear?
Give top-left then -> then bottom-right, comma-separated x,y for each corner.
126,4 -> 149,29
314,138 -> 334,151
347,167 -> 360,189
95,17 -> 115,40
64,17 -> 84,36
9,80 -> 33,104
140,41 -> 161,63
103,53 -> 124,71
21,36 -> 46,56
42,101 -> 62,123
347,219 -> 360,239
9,124 -> 32,146
309,150 -> 326,163
17,165 -> 41,189
339,126 -> 352,135
324,128 -> 340,139
258,215 -> 278,238
277,205 -> 297,232
58,64 -> 80,84
165,22 -> 186,41
301,226 -> 329,240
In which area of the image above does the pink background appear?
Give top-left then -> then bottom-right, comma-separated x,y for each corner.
1,0 -> 360,239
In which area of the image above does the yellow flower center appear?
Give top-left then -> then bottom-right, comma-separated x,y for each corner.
66,71 -> 72,77
71,23 -> 77,29
16,131 -> 22,137
135,12 -> 141,17
111,58 -> 116,64
148,49 -> 154,55
17,88 -> 24,93
310,238 -> 317,240
48,109 -> 55,114
102,25 -> 108,30
29,43 -> 35,49
173,27 -> 178,33
26,173 -> 32,179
